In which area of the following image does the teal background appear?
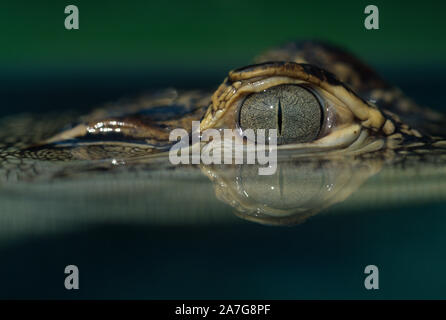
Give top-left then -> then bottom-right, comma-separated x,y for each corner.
1,0 -> 446,115
1,202 -> 446,299
1,0 -> 445,116
0,0 -> 445,299
1,0 -> 446,69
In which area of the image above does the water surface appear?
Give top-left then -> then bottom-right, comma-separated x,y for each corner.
0,68 -> 445,299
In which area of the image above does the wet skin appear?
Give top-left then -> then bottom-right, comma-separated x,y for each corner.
1,41 -> 446,226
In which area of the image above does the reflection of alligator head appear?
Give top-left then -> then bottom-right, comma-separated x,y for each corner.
201,155 -> 382,226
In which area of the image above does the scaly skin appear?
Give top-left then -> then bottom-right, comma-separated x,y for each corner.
1,41 -> 446,226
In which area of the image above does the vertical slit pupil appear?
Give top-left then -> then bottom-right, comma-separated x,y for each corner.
277,98 -> 282,136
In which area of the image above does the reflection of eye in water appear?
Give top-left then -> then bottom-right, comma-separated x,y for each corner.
202,158 -> 382,226
238,163 -> 330,211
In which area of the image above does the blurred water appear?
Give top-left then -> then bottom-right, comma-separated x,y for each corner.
0,69 -> 445,299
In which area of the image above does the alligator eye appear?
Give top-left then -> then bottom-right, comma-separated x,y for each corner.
201,62 -> 388,154
238,84 -> 322,145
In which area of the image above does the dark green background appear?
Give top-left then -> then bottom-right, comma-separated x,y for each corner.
1,0 -> 445,68
1,0 -> 445,115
